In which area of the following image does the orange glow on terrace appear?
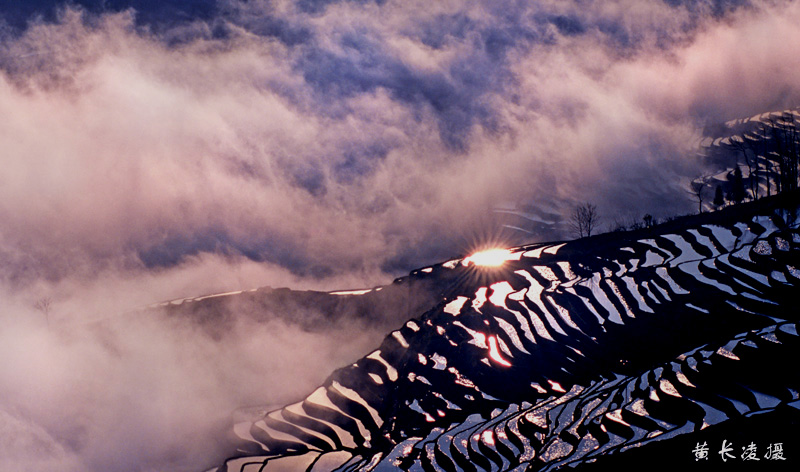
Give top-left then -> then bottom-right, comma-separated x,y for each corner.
463,248 -> 515,267
488,335 -> 512,367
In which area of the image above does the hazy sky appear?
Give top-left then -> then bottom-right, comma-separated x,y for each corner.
2,1 -> 800,471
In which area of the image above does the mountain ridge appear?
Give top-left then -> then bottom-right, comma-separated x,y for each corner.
209,188 -> 800,471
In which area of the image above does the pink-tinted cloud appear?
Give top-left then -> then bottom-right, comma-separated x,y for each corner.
1,1 -> 800,470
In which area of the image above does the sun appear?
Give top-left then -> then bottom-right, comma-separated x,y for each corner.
463,248 -> 515,267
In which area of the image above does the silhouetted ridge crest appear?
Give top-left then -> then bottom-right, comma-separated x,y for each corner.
215,192 -> 800,471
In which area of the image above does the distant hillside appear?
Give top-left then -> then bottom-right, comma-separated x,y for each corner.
696,108 -> 800,212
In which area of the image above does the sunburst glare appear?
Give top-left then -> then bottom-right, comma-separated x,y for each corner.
463,248 -> 516,267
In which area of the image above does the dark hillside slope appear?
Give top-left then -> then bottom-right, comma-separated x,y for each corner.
212,190 -> 800,472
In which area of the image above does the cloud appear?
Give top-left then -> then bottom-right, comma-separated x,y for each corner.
1,1 -> 800,470
0,279 -> 391,471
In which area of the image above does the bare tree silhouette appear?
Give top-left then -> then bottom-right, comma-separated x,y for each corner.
569,203 -> 599,238
34,297 -> 53,327
688,176 -> 710,214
